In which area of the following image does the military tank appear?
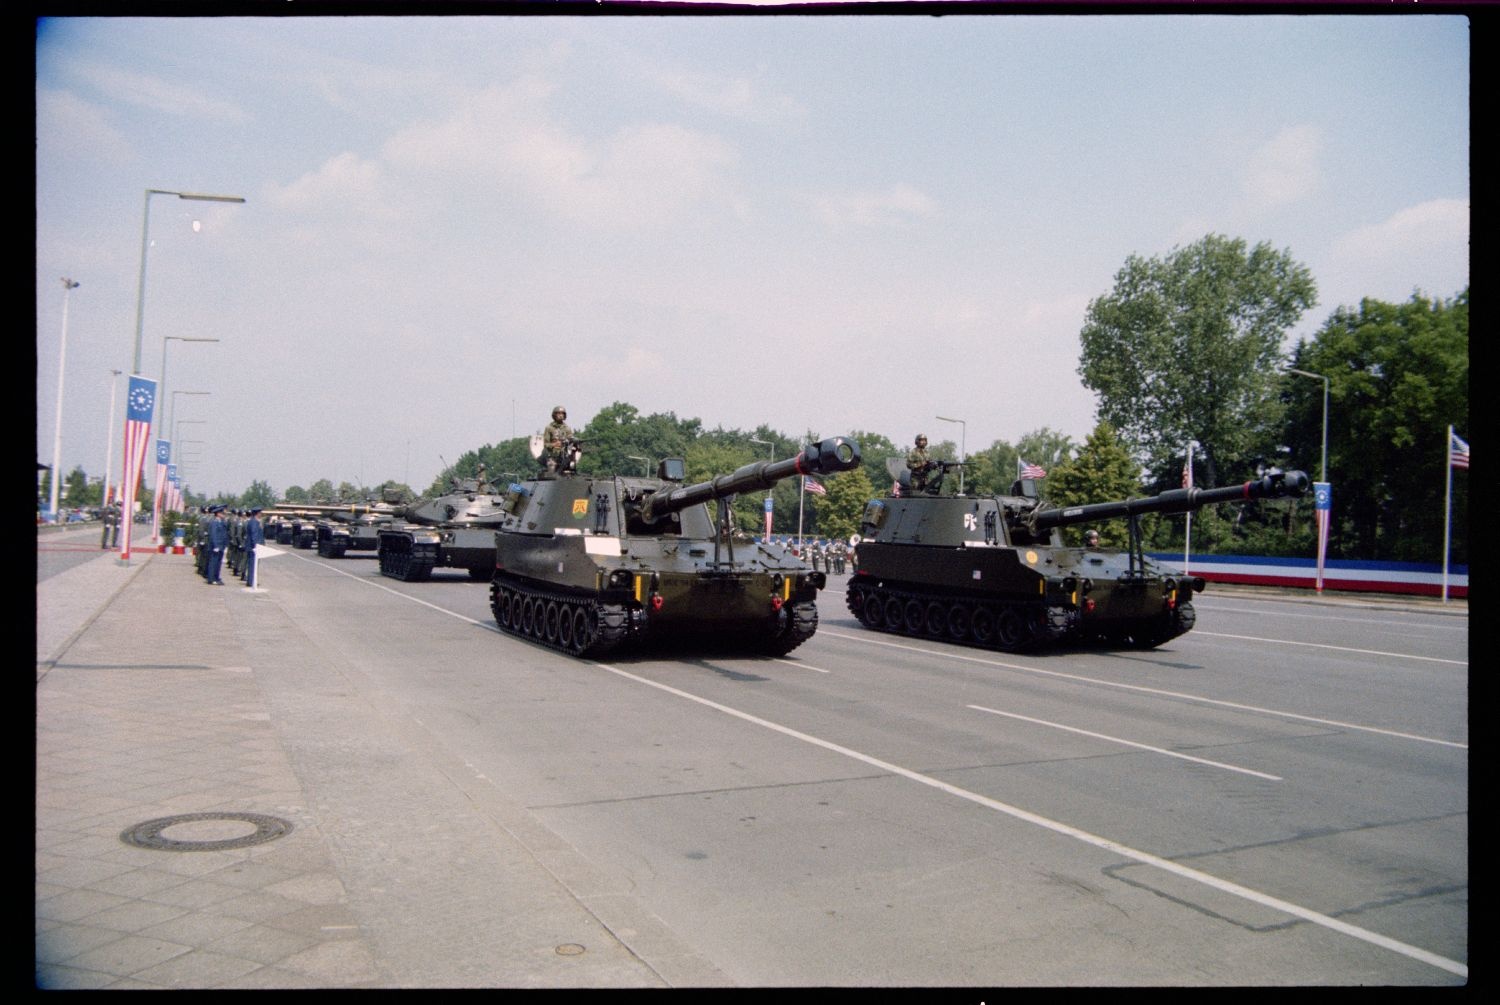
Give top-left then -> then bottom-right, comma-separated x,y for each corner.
377,468 -> 514,581
315,502 -> 400,558
489,436 -> 862,658
846,465 -> 1310,651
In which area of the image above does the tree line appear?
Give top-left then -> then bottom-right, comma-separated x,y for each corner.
52,234 -> 1464,564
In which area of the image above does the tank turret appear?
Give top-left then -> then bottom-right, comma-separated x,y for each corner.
847,468 -> 1310,651
490,436 -> 862,657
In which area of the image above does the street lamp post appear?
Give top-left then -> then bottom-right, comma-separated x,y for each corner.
102,369 -> 122,508
935,415 -> 966,494
160,339 -> 219,434
154,339 -> 218,542
49,278 -> 80,520
1286,368 -> 1329,484
169,390 -> 212,450
132,189 -> 245,375
626,455 -> 651,476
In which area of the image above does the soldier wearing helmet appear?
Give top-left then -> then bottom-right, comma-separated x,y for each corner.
542,406 -> 575,473
906,434 -> 935,493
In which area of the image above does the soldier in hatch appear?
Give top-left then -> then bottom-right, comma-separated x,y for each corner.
542,406 -> 575,473
907,434 -> 936,494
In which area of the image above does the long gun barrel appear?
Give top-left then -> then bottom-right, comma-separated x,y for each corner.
1026,468 -> 1310,532
639,436 -> 862,524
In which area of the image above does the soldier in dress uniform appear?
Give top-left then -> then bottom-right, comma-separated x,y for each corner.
244,507 -> 265,588
205,506 -> 228,585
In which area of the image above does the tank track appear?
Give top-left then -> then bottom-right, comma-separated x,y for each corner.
845,579 -> 1072,653
316,538 -> 347,559
758,600 -> 819,656
378,536 -> 436,582
490,577 -> 630,658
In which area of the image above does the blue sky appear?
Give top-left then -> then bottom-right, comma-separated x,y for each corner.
35,14 -> 1469,499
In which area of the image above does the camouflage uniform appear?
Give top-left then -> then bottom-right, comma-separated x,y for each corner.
542,407 -> 574,472
907,442 -> 934,493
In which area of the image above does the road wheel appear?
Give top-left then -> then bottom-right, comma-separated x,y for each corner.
996,608 -> 1025,650
971,606 -> 996,646
946,603 -> 971,642
924,601 -> 947,636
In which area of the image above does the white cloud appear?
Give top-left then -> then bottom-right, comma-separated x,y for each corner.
1241,124 -> 1323,208
35,88 -> 132,166
265,151 -> 391,217
1330,198 -> 1469,264
810,184 -> 937,229
382,80 -> 741,228
647,67 -> 807,123
70,61 -> 248,123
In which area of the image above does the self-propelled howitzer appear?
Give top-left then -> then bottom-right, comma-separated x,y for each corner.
490,436 -> 862,657
847,468 -> 1309,651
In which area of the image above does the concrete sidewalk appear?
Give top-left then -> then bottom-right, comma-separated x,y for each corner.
35,550 -> 698,989
36,551 -> 389,988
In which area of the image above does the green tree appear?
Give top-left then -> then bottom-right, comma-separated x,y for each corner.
964,439 -> 1019,496
336,481 -> 360,502
1043,423 -> 1146,548
1015,428 -> 1075,474
1285,289 -> 1468,562
240,480 -> 277,509
284,485 -> 309,504
819,466 -> 875,543
1079,234 -> 1317,488
308,479 -> 334,503
63,465 -> 91,508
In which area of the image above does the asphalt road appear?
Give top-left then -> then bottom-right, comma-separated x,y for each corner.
183,537 -> 1463,987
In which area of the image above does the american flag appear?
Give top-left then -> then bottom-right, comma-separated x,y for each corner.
1019,461 -> 1046,479
803,476 -> 827,496
118,375 -> 157,558
1450,431 -> 1469,470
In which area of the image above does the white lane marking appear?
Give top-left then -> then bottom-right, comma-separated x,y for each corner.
772,657 -> 831,674
1195,601 -> 1468,631
822,630 -> 1468,750
586,660 -> 1465,979
289,552 -> 495,627
1194,631 -> 1466,666
303,559 -> 1467,979
967,704 -> 1283,781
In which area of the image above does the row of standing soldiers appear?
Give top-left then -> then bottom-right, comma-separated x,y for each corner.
802,540 -> 850,575
195,506 -> 265,586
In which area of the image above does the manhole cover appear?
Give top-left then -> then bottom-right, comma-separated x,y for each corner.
120,812 -> 293,852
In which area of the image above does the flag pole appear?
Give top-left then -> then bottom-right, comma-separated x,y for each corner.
1442,424 -> 1454,603
1183,441 -> 1194,575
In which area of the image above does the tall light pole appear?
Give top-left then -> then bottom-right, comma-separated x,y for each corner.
49,278 -> 80,519
935,415 -> 966,494
160,338 -> 219,434
168,390 -> 212,452
102,368 -> 122,507
154,339 -> 218,542
626,455 -> 651,476
1286,368 -> 1329,484
132,189 -> 245,375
